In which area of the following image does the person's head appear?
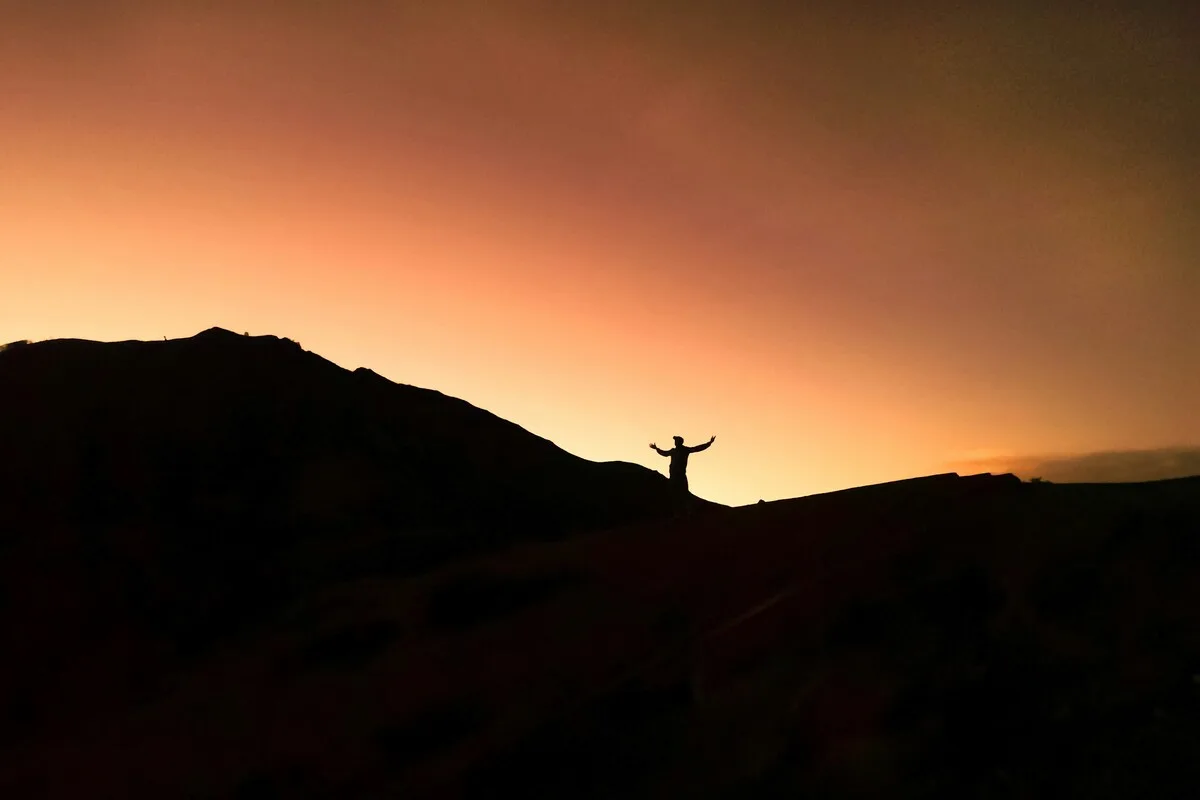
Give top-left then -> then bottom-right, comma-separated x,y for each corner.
673,435 -> 684,446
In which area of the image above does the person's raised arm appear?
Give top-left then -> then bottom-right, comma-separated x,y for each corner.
688,435 -> 716,453
649,442 -> 670,457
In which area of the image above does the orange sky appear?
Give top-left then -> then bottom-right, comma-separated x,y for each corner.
2,2 -> 1198,504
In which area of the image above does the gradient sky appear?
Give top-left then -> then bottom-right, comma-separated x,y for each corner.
3,1 -> 1197,504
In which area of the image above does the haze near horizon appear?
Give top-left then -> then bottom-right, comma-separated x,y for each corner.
2,1 -> 1197,504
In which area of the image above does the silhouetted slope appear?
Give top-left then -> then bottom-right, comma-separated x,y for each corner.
0,328 -> 674,541
460,475 -> 1200,799
2,332 -> 1198,798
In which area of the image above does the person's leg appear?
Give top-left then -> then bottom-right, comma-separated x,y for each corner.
669,474 -> 691,517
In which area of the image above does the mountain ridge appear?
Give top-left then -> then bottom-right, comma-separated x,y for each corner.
0,326 -> 687,532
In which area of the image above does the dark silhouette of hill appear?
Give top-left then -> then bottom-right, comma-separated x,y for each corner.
0,328 -> 679,544
1,330 -> 1198,798
0,329 -> 683,757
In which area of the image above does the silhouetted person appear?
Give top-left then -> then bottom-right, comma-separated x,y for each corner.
650,435 -> 715,495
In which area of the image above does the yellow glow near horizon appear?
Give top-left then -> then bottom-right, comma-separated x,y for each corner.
2,4 -> 1197,504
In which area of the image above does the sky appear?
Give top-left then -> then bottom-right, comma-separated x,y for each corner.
2,1 -> 1197,505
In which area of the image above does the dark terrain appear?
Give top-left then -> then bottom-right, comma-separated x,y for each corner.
1,330 -> 1197,798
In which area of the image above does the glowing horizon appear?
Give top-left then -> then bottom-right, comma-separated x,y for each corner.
2,2 -> 1197,505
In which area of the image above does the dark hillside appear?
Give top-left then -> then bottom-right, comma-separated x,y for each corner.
0,329 -> 680,761
0,328 -> 675,544
1,331 -> 1197,798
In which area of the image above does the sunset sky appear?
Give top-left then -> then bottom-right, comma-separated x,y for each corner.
2,1 -> 1197,505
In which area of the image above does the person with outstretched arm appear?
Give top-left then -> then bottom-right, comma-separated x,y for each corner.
650,435 -> 716,495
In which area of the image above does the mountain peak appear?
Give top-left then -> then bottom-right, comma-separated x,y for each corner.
189,327 -> 300,346
193,326 -> 241,339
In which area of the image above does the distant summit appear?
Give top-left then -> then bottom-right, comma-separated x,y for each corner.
194,325 -> 243,338
190,326 -> 301,346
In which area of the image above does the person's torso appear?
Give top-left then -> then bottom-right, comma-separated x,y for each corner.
669,448 -> 690,472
